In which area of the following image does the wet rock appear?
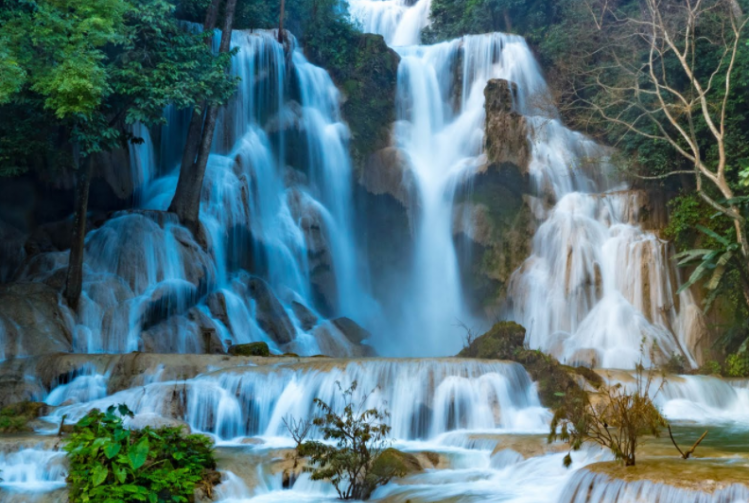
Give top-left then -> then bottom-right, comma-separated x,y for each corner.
358,147 -> 416,208
247,277 -> 295,345
0,283 -> 72,360
206,291 -> 230,328
291,301 -> 319,331
484,79 -> 530,172
229,341 -> 270,357
312,321 -> 376,358
332,317 -> 371,344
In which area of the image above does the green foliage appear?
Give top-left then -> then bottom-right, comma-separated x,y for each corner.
0,402 -> 45,434
65,404 -> 218,503
725,348 -> 749,377
697,360 -> 724,376
295,382 -> 397,500
228,341 -> 270,356
0,0 -> 237,174
674,224 -> 745,313
423,0 -> 560,44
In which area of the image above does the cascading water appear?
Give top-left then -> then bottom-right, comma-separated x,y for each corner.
12,29 -> 376,358
349,0 -> 704,367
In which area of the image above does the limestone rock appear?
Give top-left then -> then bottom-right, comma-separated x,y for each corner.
247,277 -> 295,345
484,79 -> 531,172
0,283 -> 72,360
291,301 -> 319,331
126,413 -> 192,434
332,317 -> 371,344
359,147 -> 416,208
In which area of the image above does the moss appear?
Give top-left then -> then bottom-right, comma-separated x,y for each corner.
228,341 -> 270,357
0,401 -> 45,433
458,322 -> 596,409
370,448 -> 422,479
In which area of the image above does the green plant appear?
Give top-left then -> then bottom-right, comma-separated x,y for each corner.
292,382 -> 399,500
725,348 -> 749,377
65,404 -> 219,503
550,345 -> 666,467
697,360 -> 723,376
0,402 -> 45,433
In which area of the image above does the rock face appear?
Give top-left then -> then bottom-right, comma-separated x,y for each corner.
483,79 -> 531,173
0,283 -> 73,360
452,78 -> 535,316
247,277 -> 295,345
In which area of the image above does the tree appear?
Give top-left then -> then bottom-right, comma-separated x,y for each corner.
286,381 -> 405,500
0,0 -> 236,308
557,0 -> 749,304
549,349 -> 666,467
168,0 -> 238,242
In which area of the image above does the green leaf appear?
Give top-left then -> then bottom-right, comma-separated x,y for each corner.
92,464 -> 109,486
696,225 -> 731,247
104,441 -> 121,459
113,463 -> 127,484
128,437 -> 149,470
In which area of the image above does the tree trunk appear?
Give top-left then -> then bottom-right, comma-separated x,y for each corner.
64,155 -> 93,310
278,0 -> 286,43
169,0 -> 238,241
168,0 -> 224,235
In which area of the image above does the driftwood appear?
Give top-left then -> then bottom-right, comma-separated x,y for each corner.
667,424 -> 708,459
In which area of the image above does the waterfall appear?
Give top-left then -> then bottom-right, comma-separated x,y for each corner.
559,470 -> 749,503
25,29 -> 375,357
45,359 -> 549,442
349,0 -> 704,367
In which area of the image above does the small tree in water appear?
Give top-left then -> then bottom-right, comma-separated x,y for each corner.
288,381 -> 404,500
549,348 -> 666,467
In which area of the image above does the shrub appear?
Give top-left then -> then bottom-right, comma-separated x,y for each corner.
725,351 -> 749,377
290,382 -> 404,500
0,401 -> 45,433
549,359 -> 666,467
65,405 -> 219,503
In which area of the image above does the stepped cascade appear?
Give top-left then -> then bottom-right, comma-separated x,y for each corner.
1,0 -> 748,502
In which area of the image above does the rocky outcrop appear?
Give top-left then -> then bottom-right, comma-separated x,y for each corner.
483,79 -> 531,173
228,341 -> 270,357
358,147 -> 416,210
451,78 -> 536,316
0,283 -> 72,360
312,321 -> 376,358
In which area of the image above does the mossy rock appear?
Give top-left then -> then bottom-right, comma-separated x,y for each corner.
0,401 -> 46,433
370,448 -> 422,479
458,322 -> 595,409
228,342 -> 270,357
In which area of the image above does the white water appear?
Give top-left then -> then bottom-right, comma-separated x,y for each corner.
44,359 -> 548,441
0,448 -> 67,494
349,0 -> 704,366
16,29 -> 377,357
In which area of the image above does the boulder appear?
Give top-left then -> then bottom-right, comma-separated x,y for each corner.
0,283 -> 73,360
247,277 -> 295,345
312,321 -> 376,358
332,317 -> 371,344
291,301 -> 319,331
228,341 -> 270,357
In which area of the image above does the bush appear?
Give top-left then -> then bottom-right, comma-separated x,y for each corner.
549,359 -> 666,467
65,405 -> 219,503
290,382 -> 404,500
725,351 -> 749,377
